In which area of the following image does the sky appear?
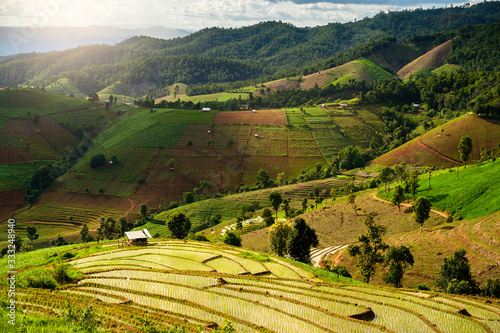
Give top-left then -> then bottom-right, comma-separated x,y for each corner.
0,0 -> 483,31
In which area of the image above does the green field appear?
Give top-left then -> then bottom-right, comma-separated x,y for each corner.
44,78 -> 86,98
0,88 -> 93,117
0,161 -> 52,191
378,161 -> 500,220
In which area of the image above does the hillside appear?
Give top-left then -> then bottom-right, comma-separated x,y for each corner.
1,240 -> 499,332
397,39 -> 453,78
373,114 -> 500,167
1,102 -> 386,245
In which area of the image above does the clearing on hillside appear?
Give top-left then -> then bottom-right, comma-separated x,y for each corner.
397,39 -> 453,78
373,114 -> 500,167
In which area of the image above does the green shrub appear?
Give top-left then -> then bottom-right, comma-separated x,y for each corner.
416,284 -> 430,290
89,153 -> 106,168
23,269 -> 58,289
222,231 -> 242,247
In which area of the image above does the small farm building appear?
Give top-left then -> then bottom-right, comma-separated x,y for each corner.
200,108 -> 211,113
125,229 -> 152,246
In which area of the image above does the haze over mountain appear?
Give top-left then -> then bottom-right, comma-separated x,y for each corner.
0,25 -> 191,56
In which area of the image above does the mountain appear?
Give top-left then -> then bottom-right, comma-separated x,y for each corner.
0,25 -> 191,57
1,2 -> 500,95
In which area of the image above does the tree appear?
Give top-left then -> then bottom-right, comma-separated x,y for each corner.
199,180 -> 213,199
186,139 -> 193,147
301,198 -> 308,212
391,185 -> 405,210
314,196 -> 324,209
223,231 -> 242,247
330,188 -> 337,203
268,220 -> 291,256
405,170 -> 420,201
378,166 -> 395,192
50,234 -> 68,247
262,208 -> 274,227
256,169 -> 270,187
383,246 -> 414,288
268,191 -> 283,221
458,135 -> 473,169
347,193 -> 357,215
26,226 -> 39,244
347,215 -> 388,283
183,192 -> 194,204
436,249 -> 479,295
89,153 -> 106,169
166,212 -> 191,239
109,95 -> 113,105
80,223 -> 89,242
140,204 -> 148,220
286,218 -> 318,263
413,196 -> 431,230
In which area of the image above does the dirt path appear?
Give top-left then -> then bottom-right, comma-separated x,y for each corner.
370,192 -> 449,219
418,136 -> 462,165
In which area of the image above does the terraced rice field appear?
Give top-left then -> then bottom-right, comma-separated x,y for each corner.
5,240 -> 498,332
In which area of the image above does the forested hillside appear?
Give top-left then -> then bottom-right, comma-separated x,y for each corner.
0,2 -> 499,96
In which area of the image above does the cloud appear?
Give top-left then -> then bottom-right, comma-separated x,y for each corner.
0,0 -> 479,31
272,0 -> 463,4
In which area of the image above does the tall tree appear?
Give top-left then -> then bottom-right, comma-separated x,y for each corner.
347,215 -> 388,283
436,249 -> 479,295
199,180 -> 213,199
378,166 -> 395,192
383,245 -> 414,288
80,223 -> 89,242
458,135 -> 473,169
391,185 -> 405,210
413,196 -> 432,230
286,218 -> 318,263
268,191 -> 283,221
166,212 -> 191,239
256,169 -> 270,187
268,220 -> 291,256
347,193 -> 357,215
262,208 -> 274,227
140,204 -> 148,220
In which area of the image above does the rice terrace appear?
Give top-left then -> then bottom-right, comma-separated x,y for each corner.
2,2 -> 500,333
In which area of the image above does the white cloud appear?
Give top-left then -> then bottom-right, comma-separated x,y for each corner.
0,0 -> 481,30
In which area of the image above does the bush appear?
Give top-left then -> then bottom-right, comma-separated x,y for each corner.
222,231 -> 242,247
482,278 -> 500,298
23,269 -> 58,289
416,284 -> 430,291
89,153 -> 106,168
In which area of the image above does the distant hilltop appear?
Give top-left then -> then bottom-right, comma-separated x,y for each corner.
0,25 -> 191,56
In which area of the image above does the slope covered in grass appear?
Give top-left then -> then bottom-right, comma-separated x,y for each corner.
373,114 -> 500,167
379,161 -> 500,220
0,88 -> 93,117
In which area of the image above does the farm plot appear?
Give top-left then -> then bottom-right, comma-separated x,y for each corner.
308,124 -> 343,159
330,114 -> 377,148
124,122 -> 188,148
213,109 -> 286,126
60,240 -> 500,332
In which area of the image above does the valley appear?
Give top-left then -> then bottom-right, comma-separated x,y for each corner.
1,2 -> 500,332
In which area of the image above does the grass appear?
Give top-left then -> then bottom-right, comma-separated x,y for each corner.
0,88 -> 93,117
0,161 -> 52,190
44,78 -> 86,98
378,161 -> 500,220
